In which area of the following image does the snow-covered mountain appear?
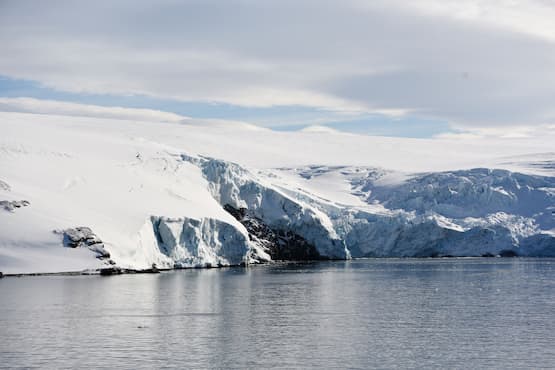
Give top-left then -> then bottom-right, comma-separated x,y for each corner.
1,112 -> 554,273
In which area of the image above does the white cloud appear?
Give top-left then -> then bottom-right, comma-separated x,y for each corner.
2,97 -> 553,140
300,125 -> 341,134
435,124 -> 555,139
0,0 -> 554,129
385,0 -> 555,42
0,97 -> 186,122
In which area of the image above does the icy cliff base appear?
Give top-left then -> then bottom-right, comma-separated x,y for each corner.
1,112 -> 554,273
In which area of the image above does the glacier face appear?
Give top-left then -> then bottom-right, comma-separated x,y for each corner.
269,166 -> 555,258
182,155 -> 350,260
154,156 -> 555,262
1,112 -> 555,273
150,216 -> 252,268
358,168 -> 555,222
2,150 -> 555,274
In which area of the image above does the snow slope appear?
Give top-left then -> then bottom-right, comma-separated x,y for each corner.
1,112 -> 554,273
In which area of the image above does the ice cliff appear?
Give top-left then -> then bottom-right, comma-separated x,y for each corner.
1,112 -> 554,274
272,166 -> 555,257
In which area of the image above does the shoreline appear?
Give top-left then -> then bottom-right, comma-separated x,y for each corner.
1,256 -> 548,278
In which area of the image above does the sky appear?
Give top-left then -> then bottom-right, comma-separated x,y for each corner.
1,0 -> 555,138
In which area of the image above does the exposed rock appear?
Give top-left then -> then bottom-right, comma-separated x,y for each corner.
99,267 -> 123,276
99,265 -> 162,275
53,227 -> 110,259
224,204 -> 322,261
0,271 -> 3,278
1,200 -> 30,212
499,249 -> 519,257
141,263 -> 160,273
481,252 -> 496,257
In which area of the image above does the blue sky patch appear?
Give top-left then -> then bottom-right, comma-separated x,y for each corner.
0,76 -> 454,138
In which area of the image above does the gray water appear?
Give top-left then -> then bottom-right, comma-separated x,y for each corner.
1,259 -> 554,369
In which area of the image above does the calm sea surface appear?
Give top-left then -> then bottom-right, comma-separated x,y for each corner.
1,259 -> 554,369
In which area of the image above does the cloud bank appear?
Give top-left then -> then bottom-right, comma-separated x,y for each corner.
1,0 -> 554,130
0,97 -> 186,122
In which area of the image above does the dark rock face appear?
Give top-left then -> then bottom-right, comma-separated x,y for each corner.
141,263 -> 160,273
54,227 -> 110,260
224,204 -> 322,261
1,200 -> 30,212
499,249 -> 519,257
99,267 -> 123,276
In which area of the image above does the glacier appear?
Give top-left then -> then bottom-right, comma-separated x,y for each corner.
189,158 -> 555,259
1,111 -> 554,274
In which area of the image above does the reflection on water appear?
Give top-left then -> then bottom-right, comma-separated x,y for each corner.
1,259 -> 555,369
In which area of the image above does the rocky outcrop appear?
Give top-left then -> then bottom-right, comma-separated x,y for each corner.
54,227 -> 110,259
224,204 -> 322,261
1,200 -> 30,212
99,266 -> 123,275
